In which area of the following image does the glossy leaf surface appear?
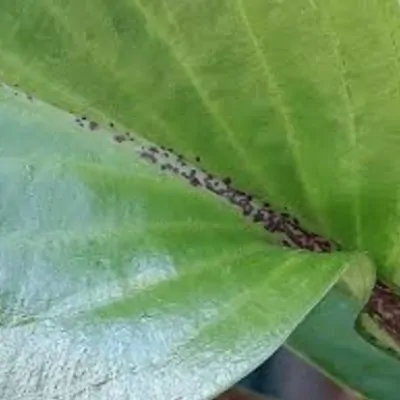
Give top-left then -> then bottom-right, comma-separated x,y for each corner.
0,86 -> 358,399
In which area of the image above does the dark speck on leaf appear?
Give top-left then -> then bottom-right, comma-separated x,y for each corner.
162,164 -> 173,171
109,122 -> 115,128
181,171 -> 190,178
113,134 -> 126,143
141,152 -> 157,163
223,177 -> 232,185
190,177 -> 201,187
241,204 -> 253,216
253,211 -> 264,223
89,121 -> 99,130
195,156 -> 201,162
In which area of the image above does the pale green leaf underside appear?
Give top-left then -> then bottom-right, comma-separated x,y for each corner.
0,86 -> 359,399
288,259 -> 400,400
289,282 -> 400,400
0,0 -> 400,285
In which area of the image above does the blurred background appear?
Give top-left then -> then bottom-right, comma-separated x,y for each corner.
216,348 -> 360,400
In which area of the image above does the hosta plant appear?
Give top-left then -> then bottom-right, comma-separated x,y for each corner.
1,0 -> 400,399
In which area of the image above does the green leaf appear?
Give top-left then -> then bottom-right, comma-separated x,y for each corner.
0,0 -> 399,286
288,273 -> 400,400
0,85 -> 360,398
3,0 -> 400,396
